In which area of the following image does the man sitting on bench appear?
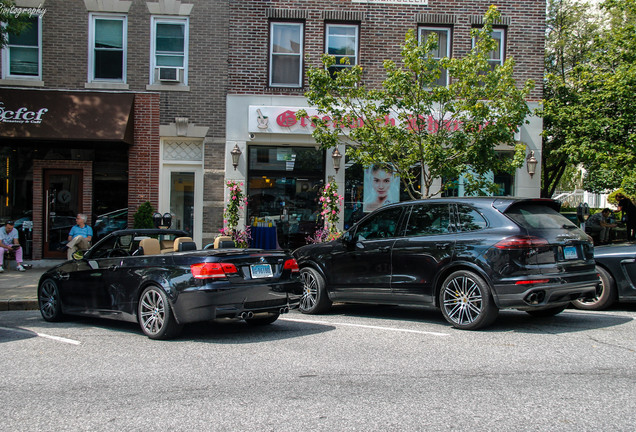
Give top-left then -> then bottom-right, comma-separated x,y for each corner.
66,214 -> 93,260
0,220 -> 25,272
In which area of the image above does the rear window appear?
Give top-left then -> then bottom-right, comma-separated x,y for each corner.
505,204 -> 578,230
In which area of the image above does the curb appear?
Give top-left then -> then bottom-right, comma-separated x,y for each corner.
0,299 -> 38,311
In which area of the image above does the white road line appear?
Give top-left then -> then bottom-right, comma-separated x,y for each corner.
281,317 -> 450,337
0,326 -> 81,345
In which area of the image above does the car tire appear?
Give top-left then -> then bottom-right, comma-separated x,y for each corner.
526,304 -> 568,317
299,267 -> 332,314
439,270 -> 498,330
138,286 -> 183,340
246,313 -> 280,326
38,278 -> 64,322
571,265 -> 617,311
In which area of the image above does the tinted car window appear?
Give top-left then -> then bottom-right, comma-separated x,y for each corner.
405,204 -> 451,236
506,204 -> 578,229
356,207 -> 403,240
457,205 -> 488,231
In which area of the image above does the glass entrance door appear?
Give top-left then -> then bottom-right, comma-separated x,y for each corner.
170,171 -> 194,235
43,169 -> 82,258
161,165 -> 202,247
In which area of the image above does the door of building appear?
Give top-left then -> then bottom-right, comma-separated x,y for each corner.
43,169 -> 83,259
160,165 -> 203,247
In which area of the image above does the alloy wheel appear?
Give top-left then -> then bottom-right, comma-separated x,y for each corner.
139,289 -> 166,336
39,279 -> 60,321
300,270 -> 318,311
442,275 -> 484,326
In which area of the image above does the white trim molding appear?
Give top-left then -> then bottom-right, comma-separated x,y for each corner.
146,0 -> 193,16
83,0 -> 132,13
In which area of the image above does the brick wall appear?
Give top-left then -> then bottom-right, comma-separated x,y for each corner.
229,0 -> 545,101
128,93 -> 161,223
24,0 -> 230,137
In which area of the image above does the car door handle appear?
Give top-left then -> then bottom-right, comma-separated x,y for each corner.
378,246 -> 391,253
108,265 -> 119,271
436,243 -> 451,249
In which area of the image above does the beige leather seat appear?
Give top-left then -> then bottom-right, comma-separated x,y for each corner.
213,235 -> 235,249
173,237 -> 193,252
139,238 -> 161,256
160,239 -> 174,254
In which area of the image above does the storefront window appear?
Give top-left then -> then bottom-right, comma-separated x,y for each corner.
247,145 -> 324,249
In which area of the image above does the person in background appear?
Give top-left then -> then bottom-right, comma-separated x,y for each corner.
66,213 -> 93,260
586,208 -> 617,245
616,193 -> 636,241
0,221 -> 26,272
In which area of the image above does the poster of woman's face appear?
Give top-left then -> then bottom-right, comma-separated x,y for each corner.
363,166 -> 400,213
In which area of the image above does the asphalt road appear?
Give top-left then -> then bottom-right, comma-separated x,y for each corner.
1,304 -> 635,431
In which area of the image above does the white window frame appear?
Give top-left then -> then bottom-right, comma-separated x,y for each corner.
1,14 -> 42,80
150,16 -> 189,85
418,26 -> 451,87
88,13 -> 127,83
472,28 -> 505,71
269,21 -> 304,88
325,23 -> 359,73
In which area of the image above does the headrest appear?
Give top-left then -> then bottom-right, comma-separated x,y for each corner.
178,241 -> 197,252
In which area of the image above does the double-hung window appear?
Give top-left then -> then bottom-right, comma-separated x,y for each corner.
151,17 -> 188,85
2,15 -> 42,79
89,14 -> 126,82
473,28 -> 505,72
418,27 -> 451,87
269,22 -> 304,88
325,23 -> 358,77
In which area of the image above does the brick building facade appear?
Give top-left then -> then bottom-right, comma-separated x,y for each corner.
0,0 -> 229,258
226,0 -> 545,249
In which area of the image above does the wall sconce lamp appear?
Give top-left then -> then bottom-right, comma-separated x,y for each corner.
230,144 -> 242,170
332,148 -> 343,173
526,150 -> 538,178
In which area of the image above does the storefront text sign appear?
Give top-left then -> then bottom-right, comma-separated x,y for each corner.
249,106 -> 466,135
0,102 -> 48,124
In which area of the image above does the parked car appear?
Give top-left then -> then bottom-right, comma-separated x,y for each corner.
93,208 -> 128,240
571,242 -> 636,310
293,197 -> 600,330
38,229 -> 302,339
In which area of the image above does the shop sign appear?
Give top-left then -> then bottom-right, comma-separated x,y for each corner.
248,105 -> 466,135
0,102 -> 48,124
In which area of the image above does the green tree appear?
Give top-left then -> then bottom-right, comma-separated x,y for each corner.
301,6 -> 533,198
541,0 -> 600,197
0,1 -> 33,48
542,0 -> 636,197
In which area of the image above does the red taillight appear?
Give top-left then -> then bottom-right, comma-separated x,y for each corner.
494,236 -> 549,250
283,258 -> 299,273
515,279 -> 550,285
190,262 -> 238,279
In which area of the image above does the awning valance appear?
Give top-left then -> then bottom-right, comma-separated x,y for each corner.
0,89 -> 134,144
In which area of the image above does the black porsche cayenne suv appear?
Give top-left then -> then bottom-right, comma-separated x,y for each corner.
293,197 -> 600,330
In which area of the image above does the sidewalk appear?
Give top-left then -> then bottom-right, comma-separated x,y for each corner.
0,260 -> 65,311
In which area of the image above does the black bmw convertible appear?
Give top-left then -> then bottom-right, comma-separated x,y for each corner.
38,229 -> 302,339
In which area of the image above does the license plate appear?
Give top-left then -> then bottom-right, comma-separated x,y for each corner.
250,263 -> 273,278
563,246 -> 578,260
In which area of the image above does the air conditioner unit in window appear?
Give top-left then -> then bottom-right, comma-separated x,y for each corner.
157,66 -> 181,82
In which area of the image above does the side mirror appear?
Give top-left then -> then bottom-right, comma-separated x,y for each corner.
341,231 -> 356,248
72,250 -> 85,260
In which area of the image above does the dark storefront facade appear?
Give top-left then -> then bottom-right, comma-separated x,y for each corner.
0,88 -> 160,259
